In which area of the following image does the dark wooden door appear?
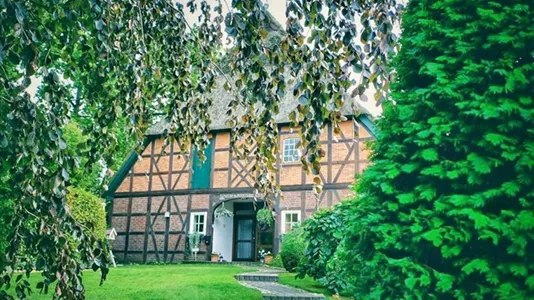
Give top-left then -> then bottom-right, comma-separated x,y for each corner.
233,215 -> 255,261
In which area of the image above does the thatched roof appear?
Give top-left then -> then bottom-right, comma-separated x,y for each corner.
146,77 -> 371,135
146,11 -> 373,136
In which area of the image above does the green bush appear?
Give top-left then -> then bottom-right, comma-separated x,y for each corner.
279,226 -> 306,272
342,0 -> 534,299
269,254 -> 284,268
0,197 -> 13,270
66,187 -> 106,241
298,201 -> 352,294
0,172 -> 15,270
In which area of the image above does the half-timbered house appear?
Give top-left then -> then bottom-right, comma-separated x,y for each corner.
106,79 -> 377,263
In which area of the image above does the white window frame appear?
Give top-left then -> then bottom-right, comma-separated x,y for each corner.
283,138 -> 300,163
281,210 -> 301,234
189,212 -> 207,235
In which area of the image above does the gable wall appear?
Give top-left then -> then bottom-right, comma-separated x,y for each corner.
109,119 -> 374,263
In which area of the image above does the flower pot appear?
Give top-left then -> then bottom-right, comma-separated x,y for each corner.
264,255 -> 273,264
211,254 -> 219,262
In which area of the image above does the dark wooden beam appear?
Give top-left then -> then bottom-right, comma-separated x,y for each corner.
164,142 -> 174,262
354,121 -> 360,175
228,133 -> 233,188
113,250 -> 187,255
113,183 -> 352,198
143,141 -> 156,263
118,230 -> 185,235
123,164 -> 135,261
327,123 -> 333,184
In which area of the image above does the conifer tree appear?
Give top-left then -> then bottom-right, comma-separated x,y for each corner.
343,0 -> 534,298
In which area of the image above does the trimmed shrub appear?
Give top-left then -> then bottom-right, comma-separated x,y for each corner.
298,201 -> 352,294
342,0 -> 534,299
66,187 -> 106,241
279,226 -> 306,272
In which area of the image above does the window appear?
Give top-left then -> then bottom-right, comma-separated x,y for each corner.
281,210 -> 301,233
189,212 -> 207,234
283,138 -> 300,163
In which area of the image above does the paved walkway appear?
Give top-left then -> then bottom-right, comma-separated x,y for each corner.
235,268 -> 326,300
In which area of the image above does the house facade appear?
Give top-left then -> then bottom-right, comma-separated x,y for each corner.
106,88 -> 377,263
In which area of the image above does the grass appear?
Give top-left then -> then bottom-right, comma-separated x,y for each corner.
279,273 -> 347,300
7,264 -> 262,300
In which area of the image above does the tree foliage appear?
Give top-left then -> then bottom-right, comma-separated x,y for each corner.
342,0 -> 534,299
0,0 -> 401,298
298,201 -> 353,294
0,174 -> 14,272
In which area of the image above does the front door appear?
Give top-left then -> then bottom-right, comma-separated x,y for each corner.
233,215 -> 255,261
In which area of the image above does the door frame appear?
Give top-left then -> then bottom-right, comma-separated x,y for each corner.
232,214 -> 256,261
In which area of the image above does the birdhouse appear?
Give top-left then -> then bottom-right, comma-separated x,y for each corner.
106,228 -> 118,241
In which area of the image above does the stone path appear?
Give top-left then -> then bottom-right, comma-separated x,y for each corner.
235,268 -> 326,300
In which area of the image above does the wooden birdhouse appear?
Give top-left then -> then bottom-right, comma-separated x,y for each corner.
106,228 -> 117,241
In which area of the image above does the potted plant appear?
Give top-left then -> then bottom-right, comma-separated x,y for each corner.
258,249 -> 273,264
256,208 -> 273,230
188,232 -> 201,260
264,252 -> 274,264
210,252 -> 219,262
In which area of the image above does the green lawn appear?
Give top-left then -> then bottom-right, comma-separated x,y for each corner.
8,264 -> 262,300
279,273 -> 347,300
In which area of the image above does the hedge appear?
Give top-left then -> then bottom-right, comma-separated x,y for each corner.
341,0 -> 534,298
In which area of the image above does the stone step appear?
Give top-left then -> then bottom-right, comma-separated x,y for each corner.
235,273 -> 279,282
240,281 -> 326,300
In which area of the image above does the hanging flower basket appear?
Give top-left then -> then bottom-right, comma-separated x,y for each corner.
215,203 -> 233,219
256,208 -> 273,229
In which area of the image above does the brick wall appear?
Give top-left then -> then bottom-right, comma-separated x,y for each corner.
114,119 -> 372,193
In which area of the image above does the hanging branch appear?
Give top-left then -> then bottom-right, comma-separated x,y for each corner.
0,0 -> 400,298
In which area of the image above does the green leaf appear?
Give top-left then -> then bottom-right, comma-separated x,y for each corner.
484,133 -> 506,146
259,29 -> 268,39
421,148 -> 439,161
467,153 -> 492,174
512,211 -> 534,230
420,274 -> 431,286
526,276 -> 534,289
95,19 -> 104,30
401,163 -> 419,173
410,223 -> 423,233
461,259 -> 490,275
510,264 -> 528,277
422,229 -> 443,247
405,277 -> 417,290
441,244 -> 462,258
397,193 -> 416,204
436,273 -> 455,292
446,170 -> 460,179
